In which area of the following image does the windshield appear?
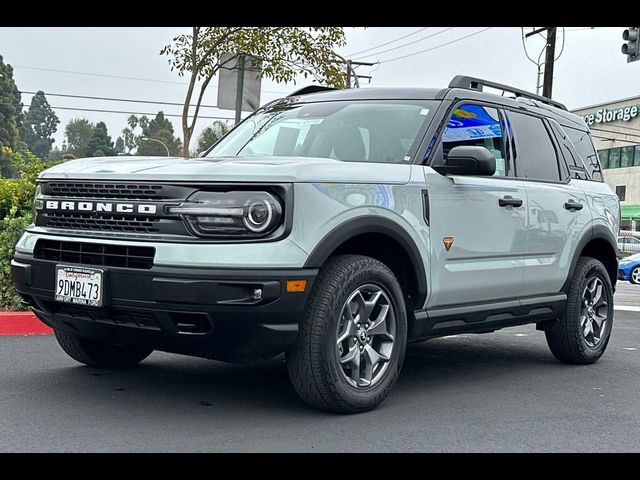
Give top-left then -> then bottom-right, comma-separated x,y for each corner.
206,99 -> 435,164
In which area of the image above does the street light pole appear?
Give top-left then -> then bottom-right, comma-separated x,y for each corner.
141,137 -> 170,157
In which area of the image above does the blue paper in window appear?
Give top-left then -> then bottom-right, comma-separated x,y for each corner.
443,105 -> 502,142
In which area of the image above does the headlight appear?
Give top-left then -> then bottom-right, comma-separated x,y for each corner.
33,185 -> 43,217
168,191 -> 283,238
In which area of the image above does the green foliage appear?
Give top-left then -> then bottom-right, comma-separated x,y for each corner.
0,211 -> 32,310
115,136 -> 125,154
160,27 -> 347,156
161,27 -> 347,86
23,91 -> 60,158
86,121 -> 115,157
197,120 -> 230,154
64,118 -> 95,158
0,149 -> 58,310
126,112 -> 182,156
0,55 -> 24,177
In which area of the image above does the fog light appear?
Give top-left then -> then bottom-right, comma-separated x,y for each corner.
251,288 -> 263,301
286,280 -> 307,292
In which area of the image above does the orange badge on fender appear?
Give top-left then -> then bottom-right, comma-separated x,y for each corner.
443,236 -> 454,252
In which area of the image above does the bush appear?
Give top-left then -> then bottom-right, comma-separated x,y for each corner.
0,210 -> 32,310
0,148 -> 58,310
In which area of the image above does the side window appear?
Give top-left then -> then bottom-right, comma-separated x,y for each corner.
564,127 -> 604,181
616,185 -> 626,202
548,121 -> 587,181
441,104 -> 508,176
508,111 -> 561,181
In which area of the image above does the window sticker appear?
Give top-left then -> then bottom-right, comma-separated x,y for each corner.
443,105 -> 502,142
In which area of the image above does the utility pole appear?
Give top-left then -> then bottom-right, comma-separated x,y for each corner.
524,27 -> 558,99
333,55 -> 374,88
234,55 -> 245,125
542,27 -> 557,99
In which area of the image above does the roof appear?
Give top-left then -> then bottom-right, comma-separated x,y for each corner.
288,87 -> 445,102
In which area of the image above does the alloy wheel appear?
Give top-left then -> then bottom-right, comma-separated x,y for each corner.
336,284 -> 396,388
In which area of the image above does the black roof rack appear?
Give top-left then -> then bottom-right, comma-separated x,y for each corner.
287,85 -> 338,97
448,75 -> 567,111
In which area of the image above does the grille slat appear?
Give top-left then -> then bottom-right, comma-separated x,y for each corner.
44,212 -> 160,233
34,240 -> 155,269
43,302 -> 161,330
45,182 -> 164,200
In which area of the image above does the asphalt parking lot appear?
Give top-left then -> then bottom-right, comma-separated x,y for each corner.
1,283 -> 639,452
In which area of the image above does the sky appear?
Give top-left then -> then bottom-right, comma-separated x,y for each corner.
0,26 -> 638,152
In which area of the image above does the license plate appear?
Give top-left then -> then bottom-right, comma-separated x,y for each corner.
55,265 -> 104,307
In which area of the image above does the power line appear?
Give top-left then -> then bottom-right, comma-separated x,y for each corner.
17,89 -> 220,109
346,27 -> 430,57
375,27 -> 494,64
11,64 -> 289,95
44,105 -> 234,121
353,27 -> 456,62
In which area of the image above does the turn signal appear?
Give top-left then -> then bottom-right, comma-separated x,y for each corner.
286,280 -> 307,292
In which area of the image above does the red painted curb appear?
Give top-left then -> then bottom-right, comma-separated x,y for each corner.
0,311 -> 53,336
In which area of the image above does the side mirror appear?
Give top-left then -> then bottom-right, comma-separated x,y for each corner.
434,146 -> 496,176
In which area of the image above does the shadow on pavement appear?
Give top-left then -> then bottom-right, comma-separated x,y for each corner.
16,331 -> 568,417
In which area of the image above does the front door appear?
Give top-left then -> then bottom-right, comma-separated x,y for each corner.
424,102 -> 528,308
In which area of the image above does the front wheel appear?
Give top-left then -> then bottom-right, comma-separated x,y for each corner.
54,330 -> 153,368
630,266 -> 640,285
286,254 -> 407,413
545,257 -> 613,364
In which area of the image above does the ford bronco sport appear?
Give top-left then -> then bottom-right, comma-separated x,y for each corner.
12,76 -> 620,413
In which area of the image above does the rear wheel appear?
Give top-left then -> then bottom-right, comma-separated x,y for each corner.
286,255 -> 407,413
630,266 -> 640,285
545,257 -> 613,364
54,330 -> 153,368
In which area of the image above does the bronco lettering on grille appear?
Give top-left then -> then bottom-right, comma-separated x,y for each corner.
42,200 -> 157,215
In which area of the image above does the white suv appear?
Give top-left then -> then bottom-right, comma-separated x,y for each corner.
13,76 -> 620,413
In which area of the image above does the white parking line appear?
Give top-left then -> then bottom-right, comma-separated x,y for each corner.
614,305 -> 640,312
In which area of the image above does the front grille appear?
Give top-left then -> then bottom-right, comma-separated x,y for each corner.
36,181 -> 195,237
44,182 -> 164,200
43,301 -> 160,330
34,239 -> 155,269
44,212 -> 160,233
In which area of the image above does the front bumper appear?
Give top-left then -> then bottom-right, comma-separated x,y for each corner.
12,252 -> 317,363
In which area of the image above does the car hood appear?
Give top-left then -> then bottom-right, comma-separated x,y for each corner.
40,156 -> 411,184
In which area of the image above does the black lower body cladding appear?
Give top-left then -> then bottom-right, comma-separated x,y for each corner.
12,252 -> 317,363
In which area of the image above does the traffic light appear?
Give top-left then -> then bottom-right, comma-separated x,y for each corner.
622,27 -> 640,63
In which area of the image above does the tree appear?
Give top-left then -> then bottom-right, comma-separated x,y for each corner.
197,120 -> 230,154
115,136 -> 125,154
136,111 -> 182,156
64,118 -> 95,158
22,91 -> 60,158
86,122 -> 115,157
0,55 -> 24,177
121,115 -> 140,154
161,27 -> 347,157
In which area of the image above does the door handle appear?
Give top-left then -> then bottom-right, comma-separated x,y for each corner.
498,196 -> 523,208
564,201 -> 583,211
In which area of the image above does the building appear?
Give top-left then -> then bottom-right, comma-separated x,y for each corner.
573,96 -> 640,231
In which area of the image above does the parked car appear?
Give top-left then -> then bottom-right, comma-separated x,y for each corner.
618,253 -> 640,284
12,76 -> 620,413
617,234 -> 640,254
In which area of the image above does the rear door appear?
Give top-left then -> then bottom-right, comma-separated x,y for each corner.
505,110 -> 591,296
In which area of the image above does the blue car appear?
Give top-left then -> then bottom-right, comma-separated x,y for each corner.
618,253 -> 640,284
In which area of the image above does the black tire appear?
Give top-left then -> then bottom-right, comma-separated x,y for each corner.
54,329 -> 153,368
286,254 -> 407,414
630,266 -> 640,285
545,256 -> 614,365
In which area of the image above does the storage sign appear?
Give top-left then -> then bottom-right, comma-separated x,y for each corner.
583,105 -> 639,126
